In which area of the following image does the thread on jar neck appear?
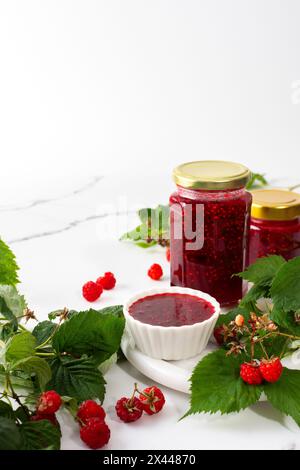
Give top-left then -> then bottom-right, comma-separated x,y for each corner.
177,186 -> 246,201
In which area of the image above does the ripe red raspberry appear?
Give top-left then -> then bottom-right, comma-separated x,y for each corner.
77,400 -> 106,425
259,357 -> 283,383
166,248 -> 170,262
240,362 -> 263,385
37,390 -> 62,415
96,272 -> 116,290
82,281 -> 103,302
213,325 -> 225,345
80,417 -> 110,449
115,397 -> 143,423
148,263 -> 163,281
30,413 -> 59,427
139,386 -> 165,415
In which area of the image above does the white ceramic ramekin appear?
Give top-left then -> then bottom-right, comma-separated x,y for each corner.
123,286 -> 220,360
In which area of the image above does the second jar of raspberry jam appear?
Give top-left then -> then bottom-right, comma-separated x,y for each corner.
249,189 -> 300,264
170,161 -> 252,307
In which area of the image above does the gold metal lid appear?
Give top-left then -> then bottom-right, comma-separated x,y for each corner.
251,189 -> 300,221
173,160 -> 251,190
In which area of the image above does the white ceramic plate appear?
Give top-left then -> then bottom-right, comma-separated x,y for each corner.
121,330 -> 217,394
121,331 -> 299,396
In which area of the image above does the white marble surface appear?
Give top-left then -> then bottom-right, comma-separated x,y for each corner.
1,172 -> 300,451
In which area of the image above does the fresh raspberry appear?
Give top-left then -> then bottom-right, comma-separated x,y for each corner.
77,400 -> 106,425
82,281 -> 103,302
148,264 -> 163,281
80,417 -> 110,449
213,325 -> 225,345
240,362 -> 263,385
30,413 -> 59,427
115,397 -> 143,423
259,357 -> 283,383
37,390 -> 62,415
96,272 -> 116,290
166,248 -> 170,262
139,386 -> 165,415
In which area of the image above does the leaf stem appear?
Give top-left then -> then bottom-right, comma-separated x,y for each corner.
5,372 -> 30,418
36,352 -> 56,357
259,341 -> 269,360
36,313 -> 66,350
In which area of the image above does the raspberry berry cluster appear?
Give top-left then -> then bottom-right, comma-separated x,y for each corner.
73,384 -> 165,449
76,400 -> 110,449
82,262 -> 166,302
240,357 -> 283,385
82,271 -> 116,302
115,383 -> 165,423
214,313 -> 287,385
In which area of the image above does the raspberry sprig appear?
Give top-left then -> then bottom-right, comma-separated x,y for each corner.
115,383 -> 166,423
214,313 -> 293,386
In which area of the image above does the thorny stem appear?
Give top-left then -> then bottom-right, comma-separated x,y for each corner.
254,331 -> 300,344
250,330 -> 256,361
248,329 -> 300,360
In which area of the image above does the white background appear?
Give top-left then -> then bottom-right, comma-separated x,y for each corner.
1,0 -> 300,450
1,0 -> 300,201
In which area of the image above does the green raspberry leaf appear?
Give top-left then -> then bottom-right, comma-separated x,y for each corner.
0,417 -> 22,450
270,257 -> 300,312
0,239 -> 19,286
5,331 -> 37,364
120,204 -> 169,247
32,320 -> 56,345
0,285 -> 27,319
240,283 -> 273,307
52,310 -> 125,365
47,356 -> 106,403
20,420 -> 61,450
270,306 -> 300,337
12,356 -> 52,390
96,305 -> 124,318
184,349 -> 263,417
0,400 -> 15,419
246,172 -> 268,190
237,255 -> 286,284
264,368 -> 300,426
0,285 -> 27,335
120,225 -> 144,242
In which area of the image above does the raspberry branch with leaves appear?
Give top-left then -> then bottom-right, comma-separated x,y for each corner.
185,256 -> 300,427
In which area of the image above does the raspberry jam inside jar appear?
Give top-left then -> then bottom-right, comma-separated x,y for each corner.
170,161 -> 252,307
249,189 -> 300,263
128,293 -> 215,327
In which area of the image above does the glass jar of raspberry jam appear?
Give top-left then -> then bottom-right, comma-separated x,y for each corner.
249,189 -> 300,263
170,161 -> 252,307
